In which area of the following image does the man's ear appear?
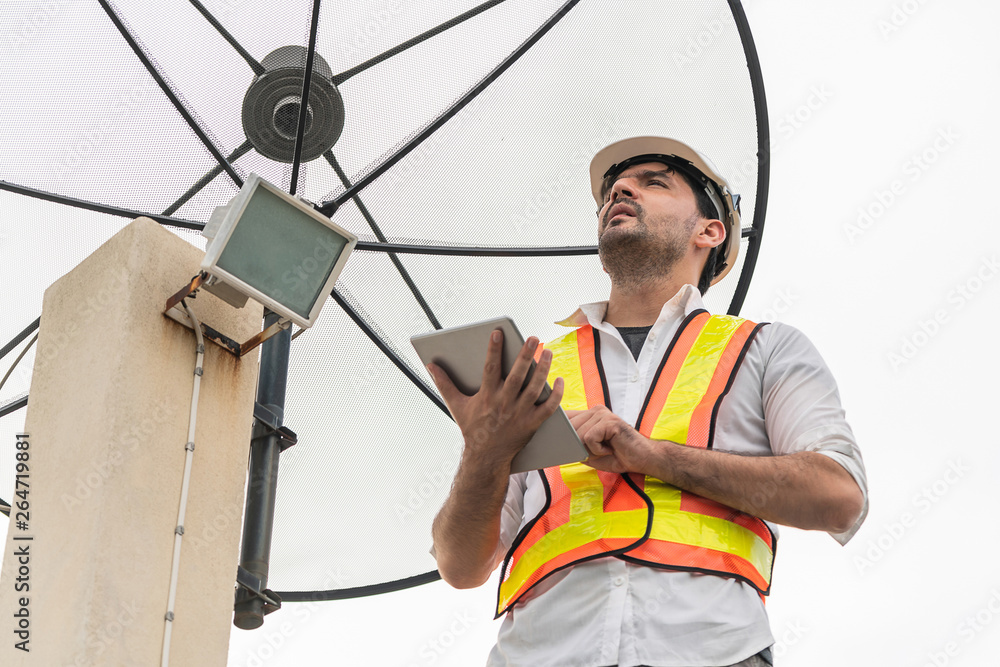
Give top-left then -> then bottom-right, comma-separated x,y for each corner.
693,219 -> 726,250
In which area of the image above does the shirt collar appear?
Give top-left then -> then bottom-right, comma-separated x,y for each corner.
555,284 -> 706,329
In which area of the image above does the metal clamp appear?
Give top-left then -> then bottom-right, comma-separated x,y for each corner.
236,565 -> 281,616
163,274 -> 293,358
253,402 -> 298,452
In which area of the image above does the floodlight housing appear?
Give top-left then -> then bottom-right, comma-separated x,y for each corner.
200,173 -> 357,329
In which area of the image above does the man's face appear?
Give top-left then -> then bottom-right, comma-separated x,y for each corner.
597,161 -> 702,239
595,161 -> 703,287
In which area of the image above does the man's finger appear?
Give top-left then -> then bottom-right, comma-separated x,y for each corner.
582,431 -> 612,456
567,409 -> 592,428
501,336 -> 539,401
481,328 -> 504,389
583,453 -> 615,472
531,376 -> 564,426
520,346 -> 551,405
427,363 -> 465,409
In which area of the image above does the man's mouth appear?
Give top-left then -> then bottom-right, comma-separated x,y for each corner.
606,203 -> 636,227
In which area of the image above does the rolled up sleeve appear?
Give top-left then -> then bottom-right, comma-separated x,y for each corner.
760,324 -> 869,544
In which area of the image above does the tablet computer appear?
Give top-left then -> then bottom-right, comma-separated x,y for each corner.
411,317 -> 589,474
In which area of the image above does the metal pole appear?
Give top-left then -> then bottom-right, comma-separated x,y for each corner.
233,310 -> 291,630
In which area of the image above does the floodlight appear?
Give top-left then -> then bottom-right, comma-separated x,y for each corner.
199,173 -> 357,329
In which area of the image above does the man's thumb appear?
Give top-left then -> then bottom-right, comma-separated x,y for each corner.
427,363 -> 462,406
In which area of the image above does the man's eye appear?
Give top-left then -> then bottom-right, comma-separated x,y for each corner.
648,180 -> 666,187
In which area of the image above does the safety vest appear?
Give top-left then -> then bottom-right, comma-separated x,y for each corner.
496,310 -> 775,617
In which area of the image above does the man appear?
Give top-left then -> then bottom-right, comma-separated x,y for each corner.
427,137 -> 868,667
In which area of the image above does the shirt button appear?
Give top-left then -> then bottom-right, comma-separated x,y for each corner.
629,373 -> 638,383
613,576 -> 625,587
648,333 -> 656,342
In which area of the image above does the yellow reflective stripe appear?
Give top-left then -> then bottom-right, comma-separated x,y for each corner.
546,330 -> 588,410
649,316 -> 746,442
501,464 -> 648,603
644,480 -> 772,581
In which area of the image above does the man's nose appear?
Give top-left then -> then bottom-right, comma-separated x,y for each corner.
610,178 -> 635,201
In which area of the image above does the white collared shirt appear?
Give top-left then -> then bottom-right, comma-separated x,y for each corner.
486,285 -> 868,667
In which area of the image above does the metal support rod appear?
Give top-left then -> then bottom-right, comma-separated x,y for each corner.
233,311 -> 291,629
316,0 -> 581,216
288,0 -> 322,195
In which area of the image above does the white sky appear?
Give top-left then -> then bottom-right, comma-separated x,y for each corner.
3,0 -> 1000,665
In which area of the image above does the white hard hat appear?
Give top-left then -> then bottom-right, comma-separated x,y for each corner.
589,136 -> 741,285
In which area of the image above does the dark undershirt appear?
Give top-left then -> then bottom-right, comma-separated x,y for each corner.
615,325 -> 653,361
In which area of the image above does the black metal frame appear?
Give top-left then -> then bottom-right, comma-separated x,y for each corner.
725,0 -> 770,316
324,152 -> 443,329
0,0 -> 769,609
187,0 -> 265,75
316,0 -> 582,217
97,0 -> 244,188
288,0 -> 323,195
0,318 -> 40,364
0,180 -> 205,230
0,395 -> 27,420
233,310 -> 294,629
279,571 -> 441,602
331,0 -> 507,86
330,288 -> 448,416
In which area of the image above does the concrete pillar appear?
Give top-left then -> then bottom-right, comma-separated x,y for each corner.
0,217 -> 262,665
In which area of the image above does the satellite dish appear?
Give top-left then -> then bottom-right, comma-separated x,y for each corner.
0,0 -> 768,612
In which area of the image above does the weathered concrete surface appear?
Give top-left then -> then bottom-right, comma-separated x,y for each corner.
0,217 -> 261,666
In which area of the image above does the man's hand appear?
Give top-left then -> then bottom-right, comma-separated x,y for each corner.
428,329 -> 564,589
569,407 -> 864,534
428,329 -> 564,468
567,406 -> 657,474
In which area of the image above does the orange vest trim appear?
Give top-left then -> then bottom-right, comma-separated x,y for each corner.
496,311 -> 774,617
498,327 -> 650,617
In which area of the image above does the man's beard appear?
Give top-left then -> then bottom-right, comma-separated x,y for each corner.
598,200 -> 694,292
